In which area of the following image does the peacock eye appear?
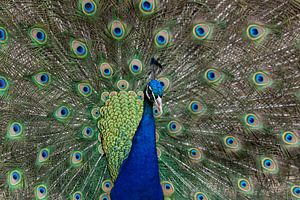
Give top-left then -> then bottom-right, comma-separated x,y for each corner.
37,148 -> 50,164
154,30 -> 170,48
281,131 -> 298,145
72,191 -> 83,200
81,0 -> 97,15
291,185 -> 300,198
193,23 -> 211,40
35,184 -> 48,199
0,27 -> 8,43
0,75 -> 9,92
139,0 -> 157,15
110,20 -> 126,40
247,24 -> 265,41
30,28 -> 47,45
102,179 -> 113,193
99,193 -> 111,200
194,192 -> 208,200
71,151 -> 84,166
161,181 -> 174,197
71,40 -> 88,59
237,179 -> 252,193
261,157 -> 278,173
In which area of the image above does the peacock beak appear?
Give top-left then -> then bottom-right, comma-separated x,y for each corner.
155,96 -> 163,113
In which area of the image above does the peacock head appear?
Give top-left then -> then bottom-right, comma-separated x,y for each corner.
145,80 -> 164,112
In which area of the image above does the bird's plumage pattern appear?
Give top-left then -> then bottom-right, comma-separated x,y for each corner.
0,0 -> 299,200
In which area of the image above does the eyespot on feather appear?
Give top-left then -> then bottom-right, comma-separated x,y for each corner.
71,40 -> 88,59
77,82 -> 92,97
281,131 -> 298,145
223,136 -> 239,149
261,157 -> 278,173
154,30 -> 170,48
34,184 -> 48,200
110,20 -> 126,40
204,69 -> 222,84
37,148 -> 50,164
32,72 -> 51,87
7,170 -> 23,189
161,181 -> 174,197
129,59 -> 143,75
194,192 -> 208,200
237,179 -> 252,192
0,75 -> 9,93
100,63 -> 113,78
117,80 -> 129,91
30,27 -> 47,45
188,148 -> 203,161
70,151 -> 84,166
102,179 -> 113,193
81,0 -> 97,16
193,23 -> 211,40
291,185 -> 300,198
99,193 -> 111,200
7,122 -> 24,140
246,24 -> 266,41
167,121 -> 183,136
0,27 -> 8,43
54,105 -> 71,121
139,0 -> 157,15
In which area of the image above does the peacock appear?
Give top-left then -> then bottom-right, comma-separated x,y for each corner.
0,0 -> 300,199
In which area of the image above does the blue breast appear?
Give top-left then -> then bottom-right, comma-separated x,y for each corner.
110,100 -> 163,200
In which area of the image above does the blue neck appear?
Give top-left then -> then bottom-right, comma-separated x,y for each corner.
110,99 -> 163,200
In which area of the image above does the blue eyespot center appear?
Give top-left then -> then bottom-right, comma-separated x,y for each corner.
165,184 -> 171,190
39,187 -> 46,194
13,124 -> 21,133
196,26 -> 205,37
75,193 -> 81,200
0,78 -> 7,89
249,27 -> 259,37
191,149 -> 197,156
83,85 -> 90,93
264,159 -> 271,167
86,128 -> 92,135
157,35 -> 166,45
75,153 -> 81,160
294,187 -> 300,194
240,180 -> 247,188
12,172 -> 20,180
0,29 -> 6,40
191,103 -> 199,111
61,107 -> 69,116
36,31 -> 45,41
285,133 -> 293,142
132,65 -> 139,71
255,74 -> 264,83
76,45 -> 86,55
40,74 -> 49,83
103,197 -> 108,200
41,150 -> 48,158
247,116 -> 255,124
114,27 -> 122,37
142,1 -> 152,11
84,2 -> 95,13
197,194 -> 204,200
227,138 -> 234,145
104,68 -> 110,75
207,70 -> 215,81
105,183 -> 110,188
171,123 -> 176,130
